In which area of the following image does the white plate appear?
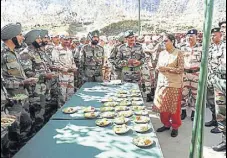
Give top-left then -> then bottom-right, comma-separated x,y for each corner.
115,106 -> 129,112
113,124 -> 130,134
95,119 -> 111,127
62,107 -> 78,114
84,112 -> 99,119
83,106 -> 96,113
114,117 -> 130,125
132,136 -> 154,147
103,102 -> 118,107
133,116 -> 150,123
134,110 -> 149,116
118,111 -> 133,118
132,106 -> 145,111
100,107 -> 115,112
134,124 -> 151,133
101,112 -> 115,118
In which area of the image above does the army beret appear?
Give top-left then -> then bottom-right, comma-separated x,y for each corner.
186,29 -> 198,35
211,28 -> 221,33
91,30 -> 100,37
1,22 -> 22,40
40,29 -> 49,38
219,21 -> 226,27
24,30 -> 41,45
124,30 -> 134,38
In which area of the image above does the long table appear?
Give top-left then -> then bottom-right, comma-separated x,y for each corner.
13,82 -> 164,158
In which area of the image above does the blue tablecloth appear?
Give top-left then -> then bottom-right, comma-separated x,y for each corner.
13,120 -> 164,158
51,82 -> 144,120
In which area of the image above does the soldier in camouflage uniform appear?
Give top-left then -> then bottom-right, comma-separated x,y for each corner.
52,34 -> 77,106
22,29 -> 56,133
108,33 -> 125,80
115,30 -> 145,85
1,23 -> 36,155
206,28 -> 226,135
180,29 -> 202,121
79,30 -> 107,82
210,28 -> 226,151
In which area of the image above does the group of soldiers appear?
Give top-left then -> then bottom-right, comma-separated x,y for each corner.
1,20 -> 226,157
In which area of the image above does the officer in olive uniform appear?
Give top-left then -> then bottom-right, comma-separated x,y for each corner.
1,23 -> 36,155
22,29 -> 55,133
79,30 -> 106,82
108,33 -> 125,80
115,30 -> 145,84
206,28 -> 226,135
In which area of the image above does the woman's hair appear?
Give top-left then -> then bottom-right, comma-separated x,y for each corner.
166,34 -> 177,48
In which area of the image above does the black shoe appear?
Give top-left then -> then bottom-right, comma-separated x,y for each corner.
212,142 -> 226,151
205,120 -> 218,127
191,111 -> 195,121
181,109 -> 187,120
210,127 -> 222,134
171,129 -> 178,137
156,126 -> 170,132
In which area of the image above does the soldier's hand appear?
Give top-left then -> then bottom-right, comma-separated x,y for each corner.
133,60 -> 141,67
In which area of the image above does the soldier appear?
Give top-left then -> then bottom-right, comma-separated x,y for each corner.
206,28 -> 226,134
211,32 -> 226,151
108,33 -> 125,80
52,34 -> 77,106
181,29 -> 202,121
219,21 -> 226,41
115,30 -> 145,85
1,23 -> 36,155
22,29 -> 56,133
79,30 -> 107,82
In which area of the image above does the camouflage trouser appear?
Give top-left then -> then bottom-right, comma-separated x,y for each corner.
29,95 -> 46,134
141,65 -> 155,95
206,87 -> 215,114
6,99 -> 32,155
181,72 -> 199,111
1,128 -> 9,158
74,71 -> 83,91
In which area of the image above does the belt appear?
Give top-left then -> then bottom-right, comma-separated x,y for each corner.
184,69 -> 200,73
123,66 -> 140,71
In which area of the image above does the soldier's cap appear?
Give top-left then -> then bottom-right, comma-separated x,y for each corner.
219,21 -> 226,27
211,28 -> 221,33
186,29 -> 198,35
124,30 -> 134,38
91,30 -> 100,37
1,22 -> 22,40
24,30 -> 41,45
40,29 -> 49,38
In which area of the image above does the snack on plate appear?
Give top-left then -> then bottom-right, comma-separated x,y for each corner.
103,102 -> 118,107
116,94 -> 128,98
133,116 -> 150,123
134,124 -> 151,133
130,89 -> 141,93
84,112 -> 98,119
119,101 -> 131,106
134,110 -> 148,116
115,106 -> 129,112
113,124 -> 130,134
133,136 -> 153,147
100,107 -> 114,112
132,101 -> 143,106
83,106 -> 96,113
95,118 -> 111,127
62,107 -> 78,114
1,116 -> 16,127
117,90 -> 128,94
131,97 -> 142,101
118,111 -> 133,118
101,112 -> 115,118
132,106 -> 145,111
101,98 -> 114,102
114,117 -> 129,125
130,93 -> 141,97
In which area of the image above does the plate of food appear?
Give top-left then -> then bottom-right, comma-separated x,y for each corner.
103,102 -> 118,107
62,107 -> 78,114
133,116 -> 150,123
113,124 -> 130,134
132,101 -> 143,106
129,93 -> 141,97
101,98 -> 115,103
100,107 -> 115,112
131,98 -> 143,101
100,112 -> 115,118
130,89 -> 141,93
134,124 -> 151,133
116,94 -> 128,98
118,110 -> 133,118
1,115 -> 16,127
114,117 -> 130,125
134,110 -> 149,116
84,112 -> 99,119
119,101 -> 131,106
83,106 -> 96,113
115,106 -> 129,112
132,136 -> 154,147
132,106 -> 145,111
95,118 -> 111,127
117,90 -> 128,94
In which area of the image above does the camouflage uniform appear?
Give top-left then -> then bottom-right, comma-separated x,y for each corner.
79,44 -> 105,82
116,43 -> 145,84
1,47 -> 32,155
73,44 -> 83,90
181,43 -> 202,111
52,45 -> 76,106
